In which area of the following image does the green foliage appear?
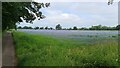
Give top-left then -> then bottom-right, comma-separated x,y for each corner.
13,32 -> 118,67
68,28 -> 72,30
18,26 -> 22,29
34,27 -> 39,30
108,0 -> 114,5
45,26 -> 48,30
80,27 -> 88,30
40,27 -> 44,29
56,24 -> 62,30
73,26 -> 78,30
17,26 -> 54,30
49,27 -> 53,30
2,2 -> 50,31
89,25 -> 116,30
116,25 -> 120,30
18,25 -> 119,30
21,26 -> 33,29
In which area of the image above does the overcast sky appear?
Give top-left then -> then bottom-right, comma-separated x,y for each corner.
18,2 -> 118,28
34,0 -> 119,2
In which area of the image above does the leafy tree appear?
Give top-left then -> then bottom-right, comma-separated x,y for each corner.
2,2 -> 50,31
45,26 -> 48,30
116,25 -> 120,30
17,26 -> 22,29
89,25 -> 117,30
40,27 -> 44,29
100,26 -> 109,30
28,27 -> 33,29
89,25 -> 102,30
68,28 -> 72,30
34,27 -> 39,30
23,26 -> 28,29
22,26 -> 33,29
80,27 -> 88,30
62,28 -> 67,30
73,26 -> 78,30
108,0 -> 114,5
56,24 -> 62,30
49,27 -> 53,30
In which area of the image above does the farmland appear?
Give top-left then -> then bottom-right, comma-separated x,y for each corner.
13,30 -> 118,67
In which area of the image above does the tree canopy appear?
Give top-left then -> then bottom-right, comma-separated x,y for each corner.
56,24 -> 62,30
73,26 -> 78,30
2,2 -> 50,31
116,25 -> 120,30
108,0 -> 114,5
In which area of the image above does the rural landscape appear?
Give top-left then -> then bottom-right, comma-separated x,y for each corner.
2,0 -> 120,67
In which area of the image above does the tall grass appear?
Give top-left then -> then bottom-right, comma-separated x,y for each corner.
13,32 -> 118,67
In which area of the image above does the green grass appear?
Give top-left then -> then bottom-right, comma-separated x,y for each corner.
13,32 -> 118,67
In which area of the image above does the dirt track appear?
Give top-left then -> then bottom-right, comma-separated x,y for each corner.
2,32 -> 17,67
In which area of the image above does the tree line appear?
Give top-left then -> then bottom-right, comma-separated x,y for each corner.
18,24 -> 120,30
18,26 -> 53,30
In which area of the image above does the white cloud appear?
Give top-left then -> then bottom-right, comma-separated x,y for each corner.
44,12 -> 84,25
18,2 -> 118,28
34,0 -> 120,2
